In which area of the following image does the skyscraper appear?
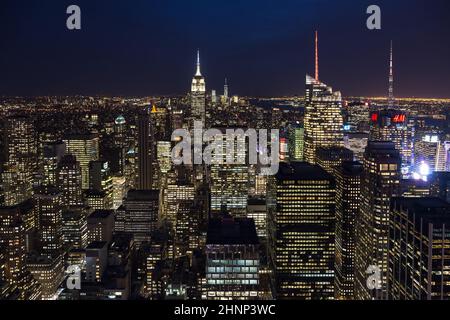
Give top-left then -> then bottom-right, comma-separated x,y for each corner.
288,124 -> 304,161
369,110 -> 414,174
204,216 -> 260,300
64,133 -> 99,190
136,108 -> 155,190
315,146 -> 354,175
57,155 -> 84,207
1,115 -> 37,206
334,161 -> 363,300
191,50 -> 206,123
115,190 -> 159,247
304,32 -> 344,164
355,142 -> 401,300
0,202 -> 41,300
268,162 -> 336,299
389,197 -> 450,300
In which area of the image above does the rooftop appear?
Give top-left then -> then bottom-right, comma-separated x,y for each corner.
206,217 -> 259,245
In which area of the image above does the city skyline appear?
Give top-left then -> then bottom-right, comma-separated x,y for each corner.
1,0 -> 450,98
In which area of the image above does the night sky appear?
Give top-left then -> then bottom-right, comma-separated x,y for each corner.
1,0 -> 450,98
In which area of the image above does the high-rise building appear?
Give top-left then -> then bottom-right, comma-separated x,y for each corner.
2,115 -> 37,206
246,197 -> 267,241
369,110 -> 413,175
334,161 -> 363,300
27,253 -> 64,300
288,124 -> 304,161
87,210 -> 114,244
62,207 -> 88,250
315,146 -> 354,175
303,32 -> 344,164
34,186 -> 63,258
191,50 -> 206,123
210,131 -> 249,217
429,172 -> 450,203
204,216 -> 260,300
89,160 -> 114,209
268,162 -> 336,299
57,154 -> 84,207
389,197 -> 450,300
41,141 -> 66,186
136,109 -> 155,190
115,190 -> 159,247
355,141 -> 401,300
0,202 -> 41,300
64,133 -> 99,190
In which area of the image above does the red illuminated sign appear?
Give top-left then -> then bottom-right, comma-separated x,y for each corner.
371,113 -> 378,122
392,114 -> 406,123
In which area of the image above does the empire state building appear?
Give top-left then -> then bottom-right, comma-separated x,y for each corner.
191,50 -> 206,123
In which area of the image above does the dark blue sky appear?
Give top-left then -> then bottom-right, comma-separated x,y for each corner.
1,0 -> 450,97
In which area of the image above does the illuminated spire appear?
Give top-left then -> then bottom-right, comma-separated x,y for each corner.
388,41 -> 394,108
151,104 -> 157,113
315,30 -> 319,81
195,49 -> 202,77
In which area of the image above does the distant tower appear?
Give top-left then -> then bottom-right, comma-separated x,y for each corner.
224,78 -> 229,99
191,50 -> 206,123
388,41 -> 394,108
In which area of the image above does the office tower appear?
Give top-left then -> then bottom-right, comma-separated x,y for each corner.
369,110 -> 413,175
34,186 -> 63,257
115,190 -> 159,246
162,183 -> 195,230
224,78 -> 229,100
57,155 -> 84,207
86,241 -> 108,282
89,160 -> 114,209
389,197 -> 450,299
64,133 -> 99,190
210,131 -> 249,217
112,175 -> 126,209
355,142 -> 401,300
27,253 -> 64,300
191,50 -> 206,123
315,146 -> 354,175
246,197 -> 267,240
268,162 -> 336,299
288,124 -> 304,161
114,115 -> 127,175
345,101 -> 370,132
334,161 -> 363,300
41,141 -> 66,186
62,207 -> 88,250
204,216 -> 260,300
429,172 -> 450,203
142,239 -> 167,298
2,115 -> 37,206
414,135 -> 443,172
136,109 -> 155,190
0,203 -> 41,300
304,33 -> 344,164
157,141 -> 172,175
173,202 -> 197,258
84,190 -> 108,210
211,90 -> 217,105
87,210 -> 114,244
